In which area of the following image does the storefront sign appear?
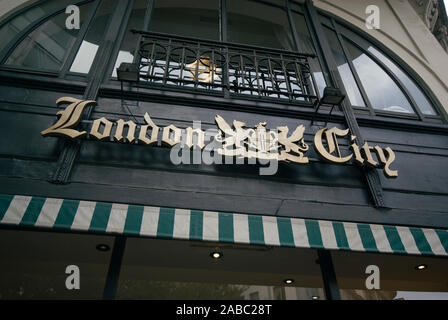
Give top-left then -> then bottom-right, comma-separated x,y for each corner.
41,97 -> 398,178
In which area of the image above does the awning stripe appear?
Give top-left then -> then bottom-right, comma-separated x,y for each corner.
189,210 -> 203,241
0,194 -> 446,257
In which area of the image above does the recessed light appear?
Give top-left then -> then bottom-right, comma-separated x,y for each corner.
312,296 -> 320,300
210,251 -> 223,259
96,244 -> 110,252
415,264 -> 427,271
284,279 -> 294,285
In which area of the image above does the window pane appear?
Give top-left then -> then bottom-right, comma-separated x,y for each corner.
0,230 -> 112,299
345,41 -> 415,114
70,0 -> 115,74
367,46 -> 437,115
293,12 -> 326,96
323,27 -> 366,107
227,0 -> 294,50
149,0 -> 219,40
6,3 -> 92,71
0,0 -> 84,57
332,250 -> 448,300
116,238 -> 326,300
112,0 -> 148,77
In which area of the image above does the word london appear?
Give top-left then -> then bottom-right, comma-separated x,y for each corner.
41,97 -> 398,178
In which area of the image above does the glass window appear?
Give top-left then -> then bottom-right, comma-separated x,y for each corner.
293,12 -> 326,96
111,0 -> 148,77
70,0 -> 115,74
367,47 -> 437,115
323,27 -> 366,107
0,230 -> 113,299
5,3 -> 93,71
345,41 -> 415,114
332,250 -> 448,300
0,0 -> 83,58
116,237 -> 326,300
149,0 -> 219,40
227,0 -> 294,50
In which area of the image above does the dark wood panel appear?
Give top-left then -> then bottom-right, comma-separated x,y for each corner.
0,111 -> 61,159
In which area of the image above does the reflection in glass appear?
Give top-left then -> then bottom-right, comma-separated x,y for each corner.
332,251 -> 448,300
0,230 -> 111,299
345,41 -> 415,114
367,47 -> 436,115
0,0 -> 81,56
149,0 -> 219,40
70,0 -> 115,74
6,3 -> 92,71
293,12 -> 326,96
117,238 -> 326,300
323,27 -> 366,107
111,0 -> 148,77
227,0 -> 294,50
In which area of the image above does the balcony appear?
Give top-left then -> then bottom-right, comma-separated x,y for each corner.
131,30 -> 320,105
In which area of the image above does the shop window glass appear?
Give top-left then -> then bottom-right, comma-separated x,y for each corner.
116,238 -> 326,300
70,0 -> 115,74
227,0 -> 294,50
367,46 -> 436,115
112,0 -> 148,77
345,41 -> 415,114
5,3 -> 92,71
332,251 -> 448,300
149,0 -> 219,40
0,230 -> 112,299
323,27 -> 366,107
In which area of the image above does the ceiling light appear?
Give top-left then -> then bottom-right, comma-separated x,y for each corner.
283,279 -> 294,285
96,244 -> 110,252
210,251 -> 223,259
312,296 -> 320,300
415,264 -> 427,271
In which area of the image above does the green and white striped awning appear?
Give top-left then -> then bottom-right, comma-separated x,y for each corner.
0,194 -> 447,256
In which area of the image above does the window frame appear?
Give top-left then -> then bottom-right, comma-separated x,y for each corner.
0,0 -> 99,77
319,13 -> 444,123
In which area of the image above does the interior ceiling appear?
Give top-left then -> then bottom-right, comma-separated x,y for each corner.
0,229 -> 447,293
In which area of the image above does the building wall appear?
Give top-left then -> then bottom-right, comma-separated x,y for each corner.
0,0 -> 446,232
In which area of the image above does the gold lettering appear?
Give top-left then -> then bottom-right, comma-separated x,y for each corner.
114,119 -> 136,143
90,117 -> 113,141
361,142 -> 378,167
138,113 -> 159,145
162,124 -> 181,147
185,127 -> 205,149
41,97 -> 95,139
314,127 -> 352,163
374,146 -> 398,178
349,135 -> 364,165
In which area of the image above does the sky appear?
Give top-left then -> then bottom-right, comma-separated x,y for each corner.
445,0 -> 448,16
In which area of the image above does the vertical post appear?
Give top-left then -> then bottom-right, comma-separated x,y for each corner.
317,250 -> 341,300
305,0 -> 386,208
103,236 -> 127,300
220,0 -> 230,98
51,0 -> 132,184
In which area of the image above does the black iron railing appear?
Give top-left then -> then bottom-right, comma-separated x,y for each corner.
132,30 -> 320,104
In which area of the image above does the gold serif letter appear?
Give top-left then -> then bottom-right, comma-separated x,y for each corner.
41,97 -> 95,139
314,127 -> 352,163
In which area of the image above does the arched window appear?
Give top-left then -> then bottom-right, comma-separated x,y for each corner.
5,3 -> 93,71
320,15 -> 439,120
